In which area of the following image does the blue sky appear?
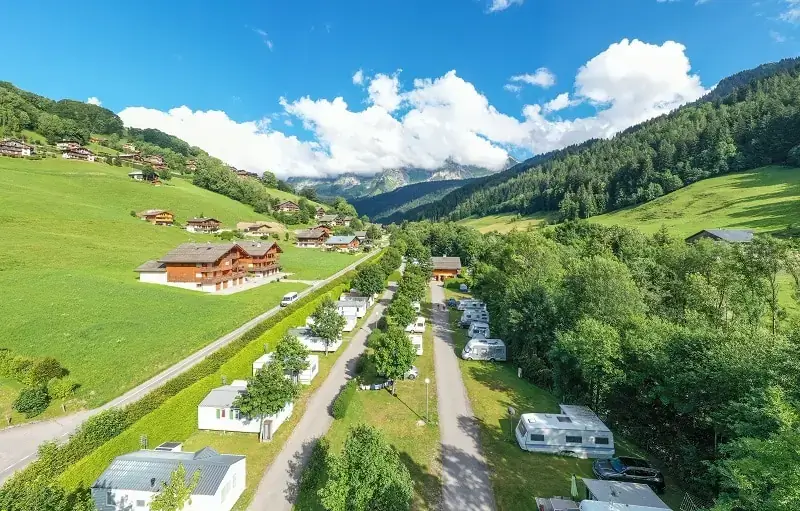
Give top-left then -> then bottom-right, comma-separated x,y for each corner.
2,0 -> 799,177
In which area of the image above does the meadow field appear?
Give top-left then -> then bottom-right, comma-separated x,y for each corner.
0,158 -> 362,418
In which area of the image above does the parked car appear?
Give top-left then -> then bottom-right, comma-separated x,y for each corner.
592,456 -> 666,493
404,366 -> 419,380
446,298 -> 457,308
459,283 -> 469,292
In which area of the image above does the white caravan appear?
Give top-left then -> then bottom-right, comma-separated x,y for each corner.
460,309 -> 489,327
405,316 -> 426,334
514,405 -> 615,459
461,338 -> 506,361
409,334 -> 423,356
468,321 -> 490,339
307,315 -> 357,332
252,352 -> 319,384
197,380 -> 293,440
457,299 -> 486,311
289,327 -> 342,353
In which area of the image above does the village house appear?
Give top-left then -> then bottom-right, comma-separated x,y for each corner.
353,230 -> 367,242
89,136 -> 104,143
295,228 -> 329,248
56,141 -> 81,151
335,215 -> 353,227
317,214 -> 339,226
236,241 -> 282,277
136,209 -> 174,226
312,224 -> 333,236
685,229 -> 754,244
142,154 -> 167,170
134,242 -> 248,292
314,207 -> 327,219
431,256 -> 462,281
235,168 -> 258,178
198,380 -> 293,441
275,201 -> 300,213
90,444 -> 246,511
325,235 -> 360,252
0,138 -> 34,157
186,217 -> 222,233
62,146 -> 96,162
122,142 -> 137,152
236,221 -> 283,237
186,159 -> 198,171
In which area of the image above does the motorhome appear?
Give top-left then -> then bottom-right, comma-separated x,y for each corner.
280,291 -> 299,306
514,405 -> 615,459
409,334 -> 423,356
252,353 -> 319,384
461,338 -> 506,361
457,299 -> 486,311
468,321 -> 490,338
460,309 -> 489,327
405,316 -> 426,333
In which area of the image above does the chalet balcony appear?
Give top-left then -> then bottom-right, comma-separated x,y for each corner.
200,270 -> 246,284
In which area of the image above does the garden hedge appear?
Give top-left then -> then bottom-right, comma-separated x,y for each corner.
331,380 -> 357,420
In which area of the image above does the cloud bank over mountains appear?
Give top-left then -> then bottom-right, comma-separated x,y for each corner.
119,38 -> 708,179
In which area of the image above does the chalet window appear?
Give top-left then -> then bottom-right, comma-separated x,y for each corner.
565,435 -> 583,444
594,437 -> 610,445
529,433 -> 545,442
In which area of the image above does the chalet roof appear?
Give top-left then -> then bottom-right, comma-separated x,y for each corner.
296,229 -> 326,239
91,447 -> 244,496
353,231 -> 367,238
237,221 -> 272,230
134,260 -> 166,273
326,235 -> 357,245
138,209 -> 170,217
186,217 -> 221,224
158,243 -> 238,264
431,256 -> 462,270
687,229 -> 754,243
236,241 -> 282,257
277,200 -> 298,207
316,207 -> 326,211
319,214 -> 339,222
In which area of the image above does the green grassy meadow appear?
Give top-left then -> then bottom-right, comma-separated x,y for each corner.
0,157 -> 361,416
457,213 -> 551,234
442,285 -> 685,510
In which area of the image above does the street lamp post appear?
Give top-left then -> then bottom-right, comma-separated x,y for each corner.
424,377 -> 430,423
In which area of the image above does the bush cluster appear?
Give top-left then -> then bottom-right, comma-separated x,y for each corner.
331,380 -> 357,420
13,387 -> 50,418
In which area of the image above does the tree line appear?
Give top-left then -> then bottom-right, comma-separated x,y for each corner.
406,60 -> 800,224
396,220 -> 800,510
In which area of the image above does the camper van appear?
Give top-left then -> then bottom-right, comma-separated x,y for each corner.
409,334 -> 423,355
280,291 -> 299,307
461,338 -> 506,361
457,299 -> 486,311
460,309 -> 489,327
468,321 -> 490,339
514,405 -> 615,459
405,316 -> 426,334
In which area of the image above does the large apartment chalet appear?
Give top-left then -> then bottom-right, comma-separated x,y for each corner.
62,147 -> 96,162
136,209 -> 174,226
0,138 -> 34,157
135,242 -> 283,292
142,154 -> 167,170
186,217 -> 222,233
295,228 -> 329,248
275,201 -> 300,213
431,256 -> 462,281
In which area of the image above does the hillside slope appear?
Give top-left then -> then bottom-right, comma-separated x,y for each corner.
351,178 -> 477,221
407,58 -> 800,223
0,158 -> 362,419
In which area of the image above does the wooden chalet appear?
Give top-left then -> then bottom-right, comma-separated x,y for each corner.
325,235 -> 360,252
137,209 -> 175,226
313,225 -> 333,236
62,147 -> 96,162
314,207 -> 327,219
295,228 -> 329,248
142,154 -> 167,170
186,159 -> 198,171
122,143 -> 137,152
186,217 -> 222,233
334,215 -> 353,227
236,221 -> 283,236
136,243 -> 249,292
56,141 -> 81,151
431,256 -> 462,281
0,138 -> 34,157
685,229 -> 754,244
318,214 -> 339,226
236,241 -> 283,277
275,201 -> 300,213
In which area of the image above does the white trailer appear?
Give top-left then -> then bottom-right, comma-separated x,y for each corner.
253,352 -> 319,384
460,309 -> 489,327
461,338 -> 506,361
514,405 -> 615,459
409,334 -> 423,356
468,321 -> 490,338
405,316 -> 426,333
457,299 -> 486,311
289,327 -> 342,353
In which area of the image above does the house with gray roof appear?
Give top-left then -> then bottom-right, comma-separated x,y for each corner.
582,479 -> 670,509
336,299 -> 368,318
317,214 -> 339,225
325,235 -> 359,252
295,228 -> 329,248
198,380 -> 293,441
91,445 -> 246,511
685,229 -> 754,244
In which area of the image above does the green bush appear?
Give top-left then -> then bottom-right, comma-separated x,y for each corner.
0,349 -> 13,378
48,377 -> 80,400
353,353 -> 368,375
13,387 -> 50,418
10,356 -> 34,382
26,358 -> 66,386
332,380 -> 357,420
299,437 -> 330,491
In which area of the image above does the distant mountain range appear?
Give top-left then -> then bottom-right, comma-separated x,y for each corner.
288,157 -> 519,200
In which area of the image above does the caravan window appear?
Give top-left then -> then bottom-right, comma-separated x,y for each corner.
516,421 -> 526,437
594,437 -> 610,445
529,433 -> 545,442
565,435 -> 583,444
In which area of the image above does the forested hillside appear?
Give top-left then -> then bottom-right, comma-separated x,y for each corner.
351,178 -> 477,222
407,59 -> 800,223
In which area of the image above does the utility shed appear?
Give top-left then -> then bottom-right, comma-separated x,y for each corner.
582,479 -> 670,509
685,229 -> 754,243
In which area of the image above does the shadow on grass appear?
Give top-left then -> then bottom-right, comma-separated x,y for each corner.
285,438 -> 319,505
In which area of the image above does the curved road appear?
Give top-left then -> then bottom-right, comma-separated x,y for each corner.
0,251 -> 378,484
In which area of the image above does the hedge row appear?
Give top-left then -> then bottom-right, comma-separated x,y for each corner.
0,259 -> 373,499
331,380 -> 358,420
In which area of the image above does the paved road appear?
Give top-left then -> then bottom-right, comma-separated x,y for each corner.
0,251 -> 378,484
246,285 -> 395,511
430,281 -> 497,511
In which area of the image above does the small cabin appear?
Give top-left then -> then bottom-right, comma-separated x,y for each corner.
197,380 -> 293,440
289,327 -> 342,353
514,405 -> 614,459
252,353 -> 319,385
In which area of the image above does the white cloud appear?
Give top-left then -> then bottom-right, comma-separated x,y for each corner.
509,68 -> 556,88
253,28 -> 274,50
87,97 -> 102,106
770,30 -> 787,42
119,38 -> 708,180
503,84 -> 522,93
488,0 -> 523,12
352,69 -> 364,85
781,0 -> 800,23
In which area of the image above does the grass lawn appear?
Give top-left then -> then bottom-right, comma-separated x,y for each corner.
0,158 -> 360,417
457,213 -> 552,234
388,269 -> 403,283
442,285 -> 686,510
592,166 -> 800,235
279,244 -> 366,281
296,291 -> 441,511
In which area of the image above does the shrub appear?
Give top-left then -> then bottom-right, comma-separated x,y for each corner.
129,210 -> 137,217
332,380 -> 357,419
10,356 -> 34,382
376,316 -> 389,332
14,387 -> 50,418
299,437 -> 330,491
48,377 -> 80,400
27,357 -> 66,386
0,349 -> 13,378
353,353 -> 368,376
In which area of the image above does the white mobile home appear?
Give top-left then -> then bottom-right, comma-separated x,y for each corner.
460,309 -> 489,327
468,321 -> 490,339
461,338 -> 506,361
91,445 -> 245,511
582,479 -> 670,509
306,315 -> 356,332
340,292 -> 375,308
252,353 -> 319,384
405,316 -> 426,333
290,327 -> 342,353
409,334 -> 423,356
514,405 -> 615,459
197,381 -> 293,440
457,299 -> 486,311
336,300 -> 367,318
580,503 -> 669,511
412,301 -> 421,313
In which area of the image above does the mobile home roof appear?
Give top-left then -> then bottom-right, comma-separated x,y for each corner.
520,405 -> 610,433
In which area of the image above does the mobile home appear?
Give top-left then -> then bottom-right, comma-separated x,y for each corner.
405,316 -> 426,334
514,405 -> 615,459
582,479 -> 670,509
409,334 -> 423,356
461,338 -> 506,361
336,300 -> 367,318
468,321 -> 490,339
252,353 -> 319,384
460,309 -> 489,327
457,299 -> 486,311
289,327 -> 342,353
197,380 -> 293,440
